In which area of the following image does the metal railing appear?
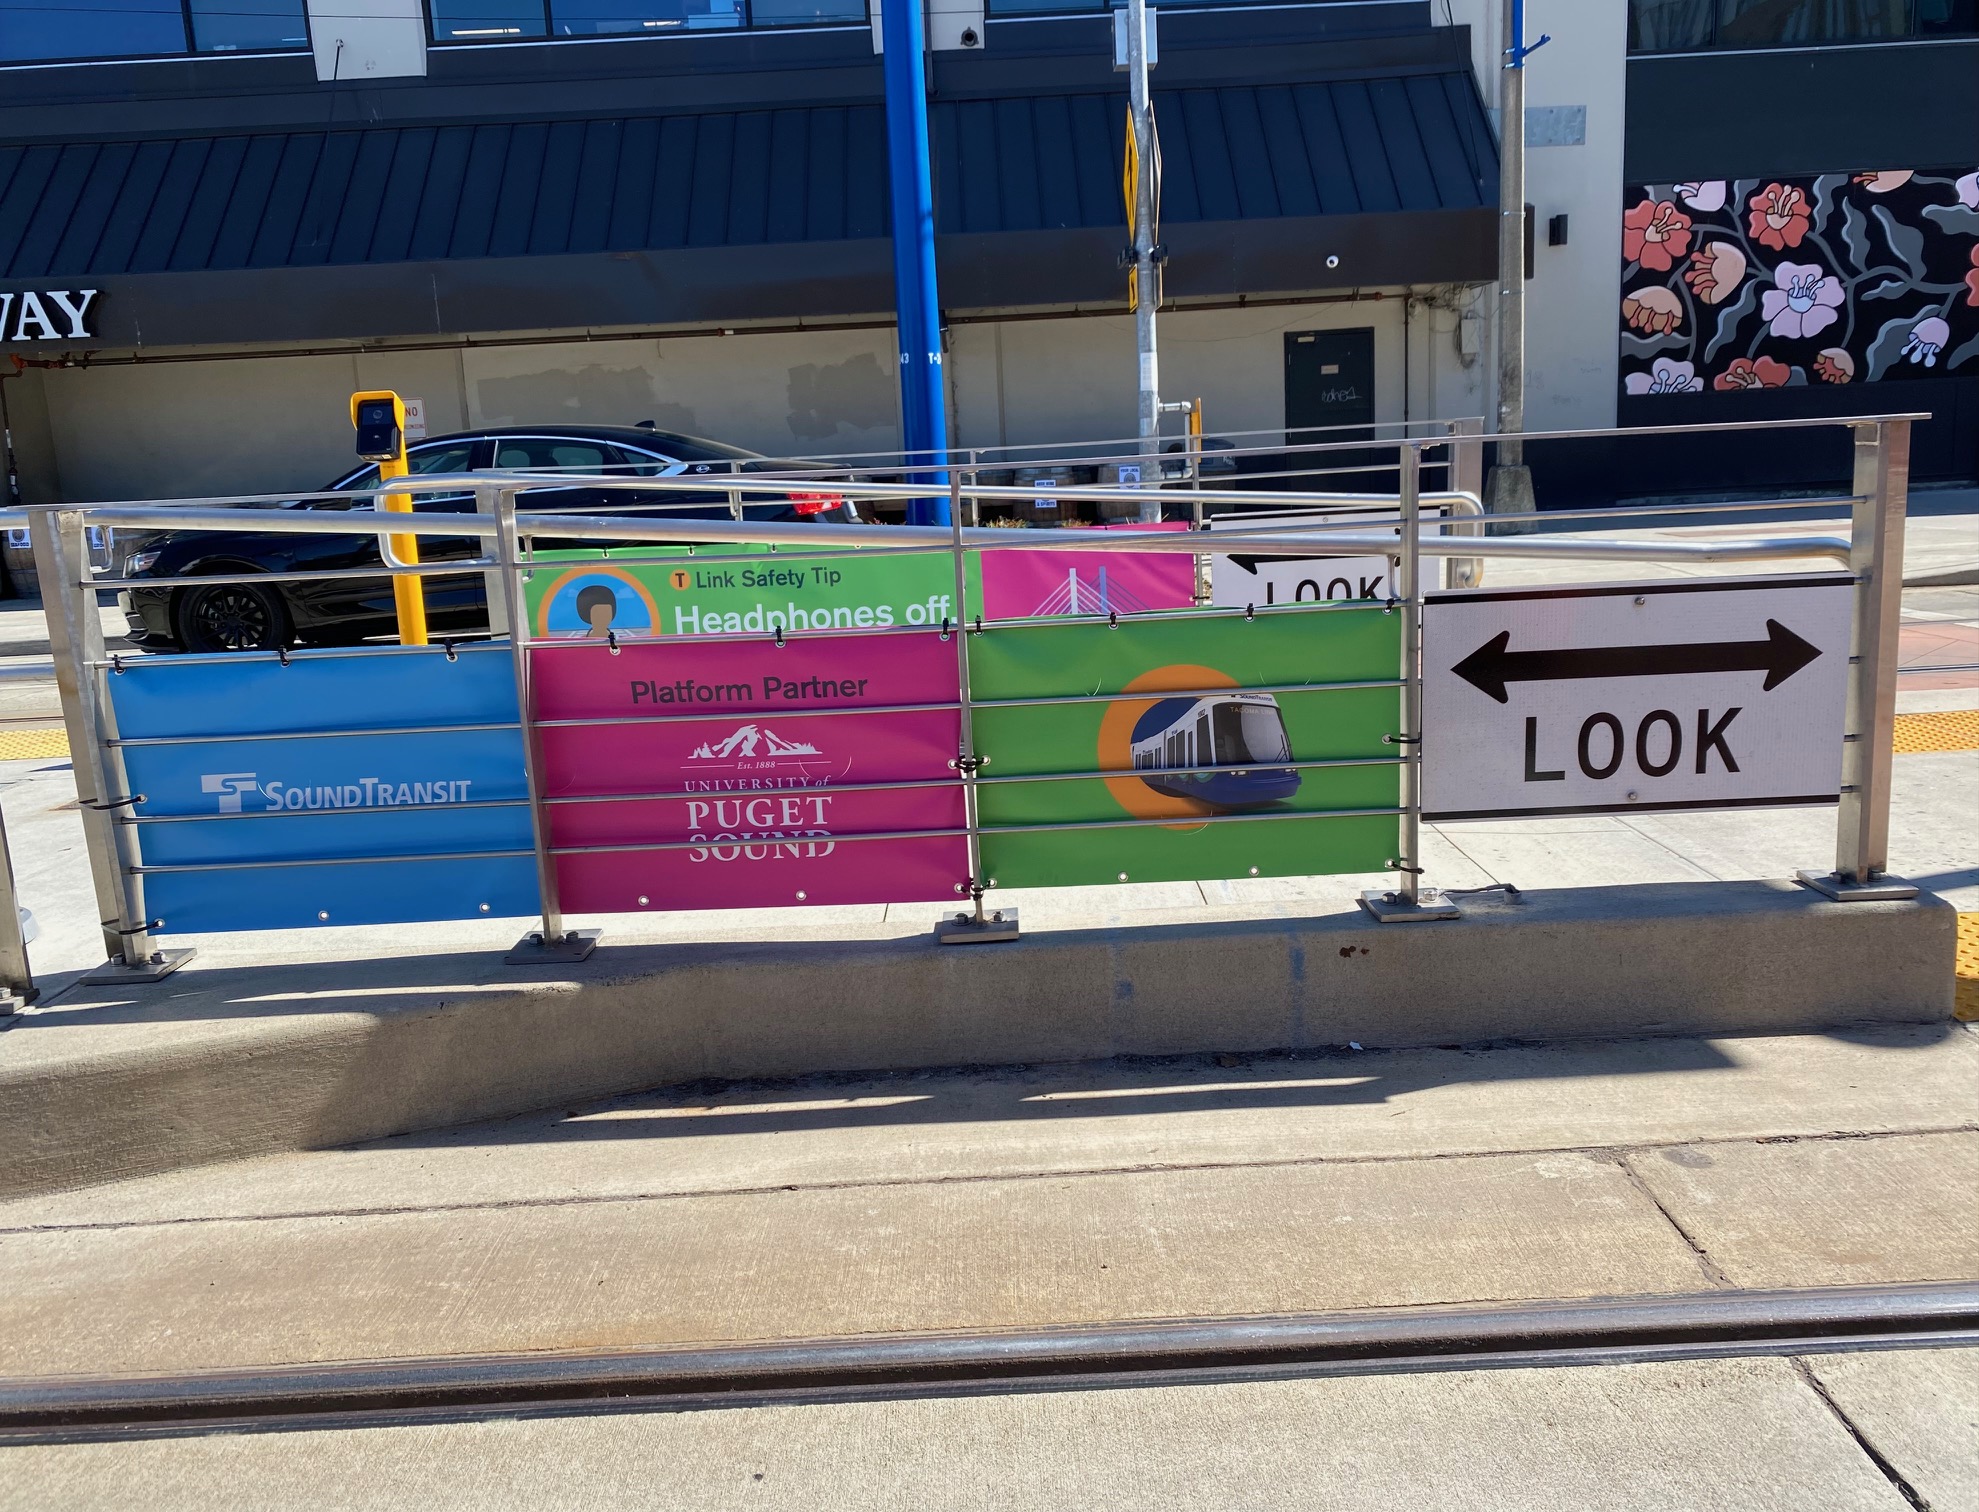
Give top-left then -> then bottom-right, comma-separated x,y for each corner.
0,412 -> 1923,988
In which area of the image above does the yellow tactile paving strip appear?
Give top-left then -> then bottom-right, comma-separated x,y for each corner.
0,728 -> 69,760
1893,709 -> 1979,754
1957,914 -> 1979,1024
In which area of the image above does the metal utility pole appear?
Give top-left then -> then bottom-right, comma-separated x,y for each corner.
1486,0 -> 1544,529
1123,0 -> 1161,523
881,0 -> 951,526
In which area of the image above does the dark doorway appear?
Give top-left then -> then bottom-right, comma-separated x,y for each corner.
1278,327 -> 1389,492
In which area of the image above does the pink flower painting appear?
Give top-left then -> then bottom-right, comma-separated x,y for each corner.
1683,241 -> 1747,304
1714,356 -> 1791,391
1622,286 -> 1684,334
1902,316 -> 1951,367
1761,262 -> 1844,339
1675,181 -> 1727,212
1623,358 -> 1703,395
1747,183 -> 1812,251
1619,167 -> 1978,402
1623,199 -> 1693,271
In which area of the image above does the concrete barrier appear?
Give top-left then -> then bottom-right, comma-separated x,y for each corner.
0,880 -> 1956,1200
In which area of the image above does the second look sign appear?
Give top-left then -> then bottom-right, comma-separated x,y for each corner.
1422,576 -> 1854,820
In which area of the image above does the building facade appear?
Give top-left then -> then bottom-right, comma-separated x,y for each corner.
0,0 -> 1972,508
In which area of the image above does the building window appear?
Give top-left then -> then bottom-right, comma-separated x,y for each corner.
429,0 -> 862,38
0,0 -> 308,63
549,0 -> 736,32
190,0 -> 311,52
1629,0 -> 1977,51
985,0 -> 1257,11
428,0 -> 549,39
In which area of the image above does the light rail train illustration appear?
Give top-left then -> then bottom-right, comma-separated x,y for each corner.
1128,694 -> 1302,810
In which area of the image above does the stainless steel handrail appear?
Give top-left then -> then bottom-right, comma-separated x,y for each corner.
19,415 -> 1918,977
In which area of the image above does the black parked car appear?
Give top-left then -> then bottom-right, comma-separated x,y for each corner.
118,425 -> 860,652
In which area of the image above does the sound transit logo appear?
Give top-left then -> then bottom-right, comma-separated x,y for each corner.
200,772 -> 476,812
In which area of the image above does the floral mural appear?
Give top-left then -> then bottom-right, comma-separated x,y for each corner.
1619,169 -> 1979,397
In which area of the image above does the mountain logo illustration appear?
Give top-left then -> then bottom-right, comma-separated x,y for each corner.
688,724 -> 824,760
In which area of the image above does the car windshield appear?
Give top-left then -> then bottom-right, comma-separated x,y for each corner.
295,445 -> 478,510
1211,702 -> 1291,764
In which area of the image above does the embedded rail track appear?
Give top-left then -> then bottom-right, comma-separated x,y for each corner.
3,1282 -> 1975,1445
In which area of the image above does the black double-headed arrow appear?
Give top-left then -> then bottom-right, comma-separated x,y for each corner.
1228,553 -> 1350,575
1452,618 -> 1821,704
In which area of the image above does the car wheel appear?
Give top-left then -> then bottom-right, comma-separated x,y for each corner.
174,580 -> 291,653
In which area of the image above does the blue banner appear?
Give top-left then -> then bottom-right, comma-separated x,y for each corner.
142,857 -> 542,933
109,644 -> 518,739
107,646 -> 541,934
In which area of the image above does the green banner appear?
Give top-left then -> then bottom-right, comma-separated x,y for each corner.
969,609 -> 1401,888
524,547 -> 965,641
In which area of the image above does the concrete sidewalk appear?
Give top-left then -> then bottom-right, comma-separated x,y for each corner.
0,1024 -> 1973,1377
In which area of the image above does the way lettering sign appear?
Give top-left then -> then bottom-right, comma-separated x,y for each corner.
1422,576 -> 1853,819
1208,508 -> 1400,609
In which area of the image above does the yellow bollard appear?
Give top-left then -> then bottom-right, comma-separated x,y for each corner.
350,390 -> 428,646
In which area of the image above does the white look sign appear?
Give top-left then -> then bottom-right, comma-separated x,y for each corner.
1422,576 -> 1853,819
1208,508 -> 1399,608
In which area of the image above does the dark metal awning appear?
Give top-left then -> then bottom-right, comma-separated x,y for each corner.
0,71 -> 1496,350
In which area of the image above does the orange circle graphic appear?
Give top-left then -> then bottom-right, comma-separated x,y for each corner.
1096,663 -> 1238,830
534,565 -> 662,640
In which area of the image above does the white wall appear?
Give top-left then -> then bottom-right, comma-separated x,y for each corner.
308,0 -> 425,82
948,296 -> 1474,452
25,294 -> 1497,504
1439,0 -> 1627,431
460,329 -> 903,459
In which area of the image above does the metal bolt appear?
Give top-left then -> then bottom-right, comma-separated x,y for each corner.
1625,790 -> 1640,802
1249,866 -> 1260,876
796,891 -> 807,901
637,895 -> 650,907
1118,872 -> 1129,882
317,910 -> 329,921
478,903 -> 490,913
1634,596 -> 1647,606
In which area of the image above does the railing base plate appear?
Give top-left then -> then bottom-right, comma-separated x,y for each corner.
935,907 -> 1020,945
505,929 -> 602,965
1358,890 -> 1461,923
1794,870 -> 1920,902
82,948 -> 195,985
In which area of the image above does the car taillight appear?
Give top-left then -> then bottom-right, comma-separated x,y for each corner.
790,492 -> 843,517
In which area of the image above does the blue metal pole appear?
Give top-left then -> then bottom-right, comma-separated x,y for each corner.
880,0 -> 951,526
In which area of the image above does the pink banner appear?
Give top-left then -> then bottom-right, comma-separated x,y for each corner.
531,631 -> 968,912
978,523 -> 1194,621
532,629 -> 960,720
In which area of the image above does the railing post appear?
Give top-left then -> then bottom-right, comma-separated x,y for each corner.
500,487 -> 600,962
477,483 -> 509,637
1800,419 -> 1916,901
29,507 -> 191,980
936,469 -> 1015,943
1445,419 -> 1486,590
1361,442 -> 1456,922
0,796 -> 36,1011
